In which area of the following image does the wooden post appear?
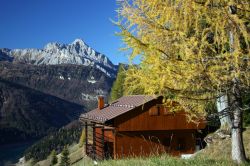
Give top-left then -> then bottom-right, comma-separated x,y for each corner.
93,123 -> 96,160
102,126 -> 105,160
85,122 -> 88,155
113,129 -> 116,159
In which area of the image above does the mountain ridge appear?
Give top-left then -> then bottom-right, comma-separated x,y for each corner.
0,39 -> 117,77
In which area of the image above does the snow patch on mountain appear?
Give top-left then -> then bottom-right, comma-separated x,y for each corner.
94,89 -> 104,95
81,93 -> 97,101
96,64 -> 112,78
87,76 -> 96,84
59,75 -> 64,80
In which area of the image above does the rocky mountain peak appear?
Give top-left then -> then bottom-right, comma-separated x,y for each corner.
71,38 -> 86,46
44,42 -> 64,50
0,39 -> 118,77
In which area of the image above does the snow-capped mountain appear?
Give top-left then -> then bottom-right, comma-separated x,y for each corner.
0,38 -> 118,105
0,39 -> 117,77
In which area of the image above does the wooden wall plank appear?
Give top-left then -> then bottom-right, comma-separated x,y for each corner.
114,99 -> 206,131
115,130 -> 196,158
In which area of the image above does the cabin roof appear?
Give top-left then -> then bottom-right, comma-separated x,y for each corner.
79,95 -> 157,123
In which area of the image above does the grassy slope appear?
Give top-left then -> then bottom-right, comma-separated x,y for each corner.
73,128 -> 250,166
74,155 -> 239,166
20,143 -> 85,166
197,127 -> 250,160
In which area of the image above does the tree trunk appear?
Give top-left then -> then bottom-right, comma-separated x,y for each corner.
231,80 -> 247,163
216,95 -> 232,128
231,107 -> 246,163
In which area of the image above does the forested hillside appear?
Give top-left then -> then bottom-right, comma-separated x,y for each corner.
23,121 -> 82,162
0,78 -> 83,145
0,62 -> 115,109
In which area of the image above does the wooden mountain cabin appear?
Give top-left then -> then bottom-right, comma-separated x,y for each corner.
79,95 -> 206,160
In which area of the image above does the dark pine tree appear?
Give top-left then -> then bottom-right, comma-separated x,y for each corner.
50,150 -> 58,166
59,146 -> 70,166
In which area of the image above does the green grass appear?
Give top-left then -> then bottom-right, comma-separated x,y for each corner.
68,144 -> 85,164
73,155 -> 244,166
22,143 -> 85,166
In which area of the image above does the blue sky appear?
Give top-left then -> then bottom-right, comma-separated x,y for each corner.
0,0 -> 129,65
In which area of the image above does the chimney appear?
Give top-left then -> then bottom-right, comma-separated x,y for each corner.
98,96 -> 104,110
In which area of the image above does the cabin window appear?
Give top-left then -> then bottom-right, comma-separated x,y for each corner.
149,106 -> 159,116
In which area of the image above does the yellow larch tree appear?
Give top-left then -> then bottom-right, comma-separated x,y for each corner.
117,0 -> 250,163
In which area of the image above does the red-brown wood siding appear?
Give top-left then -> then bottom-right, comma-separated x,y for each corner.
114,99 -> 206,131
114,130 -> 196,159
94,127 -> 115,159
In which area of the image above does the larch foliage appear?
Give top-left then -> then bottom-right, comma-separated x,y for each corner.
117,0 -> 249,118
117,0 -> 249,163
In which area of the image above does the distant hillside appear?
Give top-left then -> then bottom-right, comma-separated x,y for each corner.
0,62 -> 115,109
23,121 -> 82,162
0,78 -> 83,145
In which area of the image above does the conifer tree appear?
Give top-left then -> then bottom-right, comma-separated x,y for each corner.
59,146 -> 70,166
110,64 -> 126,101
50,150 -> 58,166
117,0 -> 250,163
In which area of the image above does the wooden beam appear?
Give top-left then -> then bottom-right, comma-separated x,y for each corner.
92,123 -> 96,160
114,130 -> 116,159
79,117 -> 105,124
104,126 -> 116,130
102,126 -> 105,160
85,122 -> 88,155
